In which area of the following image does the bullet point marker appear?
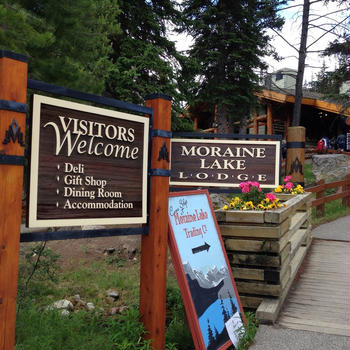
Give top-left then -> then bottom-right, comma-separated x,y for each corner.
57,164 -> 60,170
56,189 -> 59,195
56,176 -> 60,182
56,202 -> 59,208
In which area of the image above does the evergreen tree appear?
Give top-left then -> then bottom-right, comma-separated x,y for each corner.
228,291 -> 238,316
312,34 -> 350,107
220,298 -> 230,323
207,319 -> 215,347
0,0 -> 120,94
107,0 -> 182,105
180,0 -> 285,132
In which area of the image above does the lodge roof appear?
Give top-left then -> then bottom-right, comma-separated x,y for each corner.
256,87 -> 350,117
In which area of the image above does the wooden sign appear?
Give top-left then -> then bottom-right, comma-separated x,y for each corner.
28,94 -> 149,227
168,190 -> 245,350
170,139 -> 280,188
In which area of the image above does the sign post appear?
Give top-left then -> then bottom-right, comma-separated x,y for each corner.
0,51 -> 28,350
139,94 -> 171,350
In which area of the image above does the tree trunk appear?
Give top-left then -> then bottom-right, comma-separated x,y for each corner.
217,104 -> 229,133
292,0 -> 310,126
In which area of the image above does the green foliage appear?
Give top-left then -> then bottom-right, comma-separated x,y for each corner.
236,312 -> 259,350
165,281 -> 194,350
179,0 -> 285,131
310,33 -> 350,110
1,0 -> 120,94
17,243 -> 60,311
312,198 -> 350,227
15,306 -> 151,350
106,0 -> 185,111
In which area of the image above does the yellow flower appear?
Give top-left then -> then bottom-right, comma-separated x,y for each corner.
222,205 -> 228,210
275,185 -> 283,193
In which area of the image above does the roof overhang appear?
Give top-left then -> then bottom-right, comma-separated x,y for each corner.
256,89 -> 350,117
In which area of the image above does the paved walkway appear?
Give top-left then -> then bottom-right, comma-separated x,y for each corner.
250,216 -> 350,350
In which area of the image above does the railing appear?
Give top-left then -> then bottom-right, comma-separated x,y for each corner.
306,175 -> 350,217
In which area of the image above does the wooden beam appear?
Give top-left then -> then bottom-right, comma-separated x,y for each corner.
139,94 -> 171,350
253,113 -> 258,134
256,89 -> 350,117
0,52 -> 28,350
267,103 -> 273,135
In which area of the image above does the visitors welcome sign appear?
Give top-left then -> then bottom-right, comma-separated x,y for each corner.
168,190 -> 245,350
170,139 -> 280,188
28,95 -> 149,227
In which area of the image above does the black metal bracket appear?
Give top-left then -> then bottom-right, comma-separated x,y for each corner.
289,156 -> 304,175
150,169 -> 171,177
0,154 -> 25,165
0,99 -> 27,113
287,142 -> 305,148
152,129 -> 172,138
20,226 -> 149,242
2,118 -> 25,147
158,141 -> 169,162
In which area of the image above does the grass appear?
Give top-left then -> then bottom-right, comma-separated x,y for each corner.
16,245 -> 257,350
303,162 -> 350,226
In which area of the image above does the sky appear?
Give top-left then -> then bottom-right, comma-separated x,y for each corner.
168,0 -> 349,85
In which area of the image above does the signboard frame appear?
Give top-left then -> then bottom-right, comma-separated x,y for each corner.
28,94 -> 150,228
170,138 -> 281,188
168,189 -> 246,350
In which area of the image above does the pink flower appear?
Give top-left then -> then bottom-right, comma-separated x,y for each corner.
250,181 -> 260,189
285,182 -> 293,190
266,193 -> 276,202
283,175 -> 292,182
241,185 -> 250,193
239,182 -> 248,189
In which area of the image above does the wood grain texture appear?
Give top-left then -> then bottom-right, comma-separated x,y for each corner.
278,240 -> 350,335
139,96 -> 171,350
286,126 -> 305,185
0,56 -> 27,350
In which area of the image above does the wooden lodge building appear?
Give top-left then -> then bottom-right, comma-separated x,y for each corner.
189,69 -> 350,144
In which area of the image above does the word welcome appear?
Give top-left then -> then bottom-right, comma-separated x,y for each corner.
45,116 -> 139,159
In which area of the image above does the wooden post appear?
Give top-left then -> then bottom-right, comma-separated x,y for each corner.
253,113 -> 258,135
267,103 -> 273,135
316,179 -> 325,217
139,94 -> 171,350
286,126 -> 305,185
342,174 -> 350,206
0,51 -> 28,350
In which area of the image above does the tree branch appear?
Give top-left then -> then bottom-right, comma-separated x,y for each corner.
309,8 -> 349,23
270,28 -> 299,53
307,15 -> 350,49
309,23 -> 345,38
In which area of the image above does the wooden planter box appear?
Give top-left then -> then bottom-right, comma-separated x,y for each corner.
215,192 -> 312,322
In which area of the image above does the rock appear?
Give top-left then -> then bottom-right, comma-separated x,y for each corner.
61,309 -> 70,317
103,248 -> 116,255
75,300 -> 87,310
50,299 -> 74,311
109,305 -> 128,316
210,193 -> 231,210
118,305 -> 128,313
109,307 -> 119,315
73,295 -> 81,303
312,154 -> 350,183
86,302 -> 95,311
107,290 -> 119,300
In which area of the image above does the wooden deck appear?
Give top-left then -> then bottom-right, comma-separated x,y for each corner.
278,239 -> 350,336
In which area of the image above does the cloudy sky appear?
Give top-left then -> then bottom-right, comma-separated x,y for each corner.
266,0 -> 349,83
169,0 -> 349,84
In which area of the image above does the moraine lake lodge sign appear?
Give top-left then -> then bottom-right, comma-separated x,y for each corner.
28,94 -> 149,227
170,139 -> 280,188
